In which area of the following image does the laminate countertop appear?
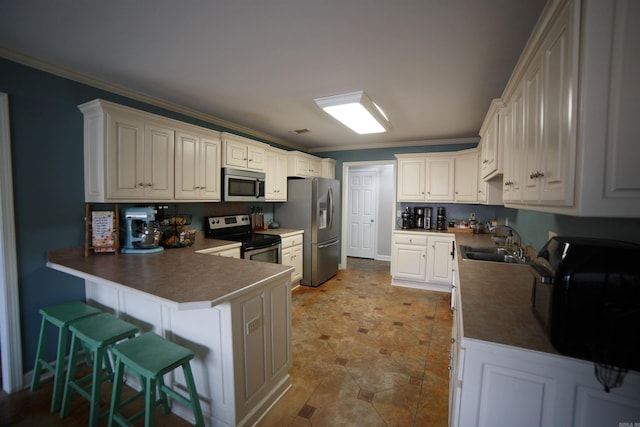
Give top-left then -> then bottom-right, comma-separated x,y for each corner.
452,230 -> 557,354
47,238 -> 293,310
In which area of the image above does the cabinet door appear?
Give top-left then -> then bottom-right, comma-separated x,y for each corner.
175,131 -> 220,201
224,139 -> 248,168
506,82 -> 525,202
539,0 -> 575,204
247,144 -> 265,171
392,244 -> 427,281
265,149 -> 287,201
397,158 -> 426,201
455,152 -> 478,202
200,135 -> 221,200
480,112 -> 499,179
174,131 -> 200,199
426,157 -> 455,201
427,237 -> 454,284
522,55 -> 543,203
290,154 -> 311,177
290,245 -> 303,282
308,158 -> 321,177
144,122 -> 174,200
274,152 -> 288,200
106,111 -> 145,199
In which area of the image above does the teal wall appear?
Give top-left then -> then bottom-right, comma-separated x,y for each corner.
2,56 -> 639,373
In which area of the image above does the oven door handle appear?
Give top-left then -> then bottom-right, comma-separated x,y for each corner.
244,240 -> 281,252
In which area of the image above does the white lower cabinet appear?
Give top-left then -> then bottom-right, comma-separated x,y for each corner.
281,232 -> 303,284
391,231 -> 454,292
450,254 -> 640,426
452,337 -> 640,427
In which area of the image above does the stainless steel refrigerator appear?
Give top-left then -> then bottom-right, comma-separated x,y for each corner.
275,177 -> 340,287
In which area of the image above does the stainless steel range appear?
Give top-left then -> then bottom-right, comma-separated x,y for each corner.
205,215 -> 281,263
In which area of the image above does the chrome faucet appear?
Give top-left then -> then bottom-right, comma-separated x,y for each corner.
487,224 -> 525,260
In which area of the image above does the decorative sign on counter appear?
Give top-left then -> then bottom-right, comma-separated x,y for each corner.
92,211 -> 116,252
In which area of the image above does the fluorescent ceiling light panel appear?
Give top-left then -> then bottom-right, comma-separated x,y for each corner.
314,91 -> 390,134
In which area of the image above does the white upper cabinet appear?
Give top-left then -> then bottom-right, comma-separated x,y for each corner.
321,158 -> 337,179
396,152 -> 483,204
287,151 -> 322,177
426,155 -> 455,202
454,150 -> 478,202
499,0 -> 640,217
265,147 -> 288,201
221,132 -> 267,172
80,100 -> 175,202
174,128 -> 221,201
397,157 -> 427,201
479,99 -> 504,180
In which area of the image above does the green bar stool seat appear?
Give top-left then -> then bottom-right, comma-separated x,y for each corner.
108,332 -> 205,427
60,312 -> 139,427
30,300 -> 102,413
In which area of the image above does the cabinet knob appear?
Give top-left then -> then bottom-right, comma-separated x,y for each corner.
451,337 -> 456,344
482,160 -> 489,164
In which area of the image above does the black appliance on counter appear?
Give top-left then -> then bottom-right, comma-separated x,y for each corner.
205,215 -> 281,263
531,236 -> 640,376
435,207 -> 446,230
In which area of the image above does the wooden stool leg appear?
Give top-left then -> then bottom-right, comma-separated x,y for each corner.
144,377 -> 157,427
156,375 -> 171,415
182,363 -> 205,427
50,324 -> 69,412
60,335 -> 80,419
30,316 -> 48,392
88,347 -> 107,427
108,357 -> 125,427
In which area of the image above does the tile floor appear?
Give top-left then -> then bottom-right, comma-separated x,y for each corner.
258,257 -> 453,427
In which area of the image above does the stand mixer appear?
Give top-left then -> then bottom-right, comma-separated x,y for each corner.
121,207 -> 164,254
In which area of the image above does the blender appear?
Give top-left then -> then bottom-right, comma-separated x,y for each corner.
121,207 -> 164,254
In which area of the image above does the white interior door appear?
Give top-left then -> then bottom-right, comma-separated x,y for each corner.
347,170 -> 377,258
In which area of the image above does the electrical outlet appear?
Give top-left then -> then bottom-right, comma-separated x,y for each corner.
548,231 -> 557,240
397,210 -> 402,217
246,317 -> 261,335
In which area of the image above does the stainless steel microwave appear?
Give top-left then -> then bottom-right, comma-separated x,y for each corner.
222,168 -> 265,202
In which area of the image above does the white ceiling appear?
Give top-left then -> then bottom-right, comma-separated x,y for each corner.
0,0 -> 546,152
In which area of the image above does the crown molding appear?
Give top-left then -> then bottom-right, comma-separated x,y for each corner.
0,46 -> 304,151
308,136 -> 479,153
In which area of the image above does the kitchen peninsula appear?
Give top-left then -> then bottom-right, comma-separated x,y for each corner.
46,239 -> 294,427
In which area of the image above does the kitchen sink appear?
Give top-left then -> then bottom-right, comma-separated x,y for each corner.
459,245 -> 525,264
